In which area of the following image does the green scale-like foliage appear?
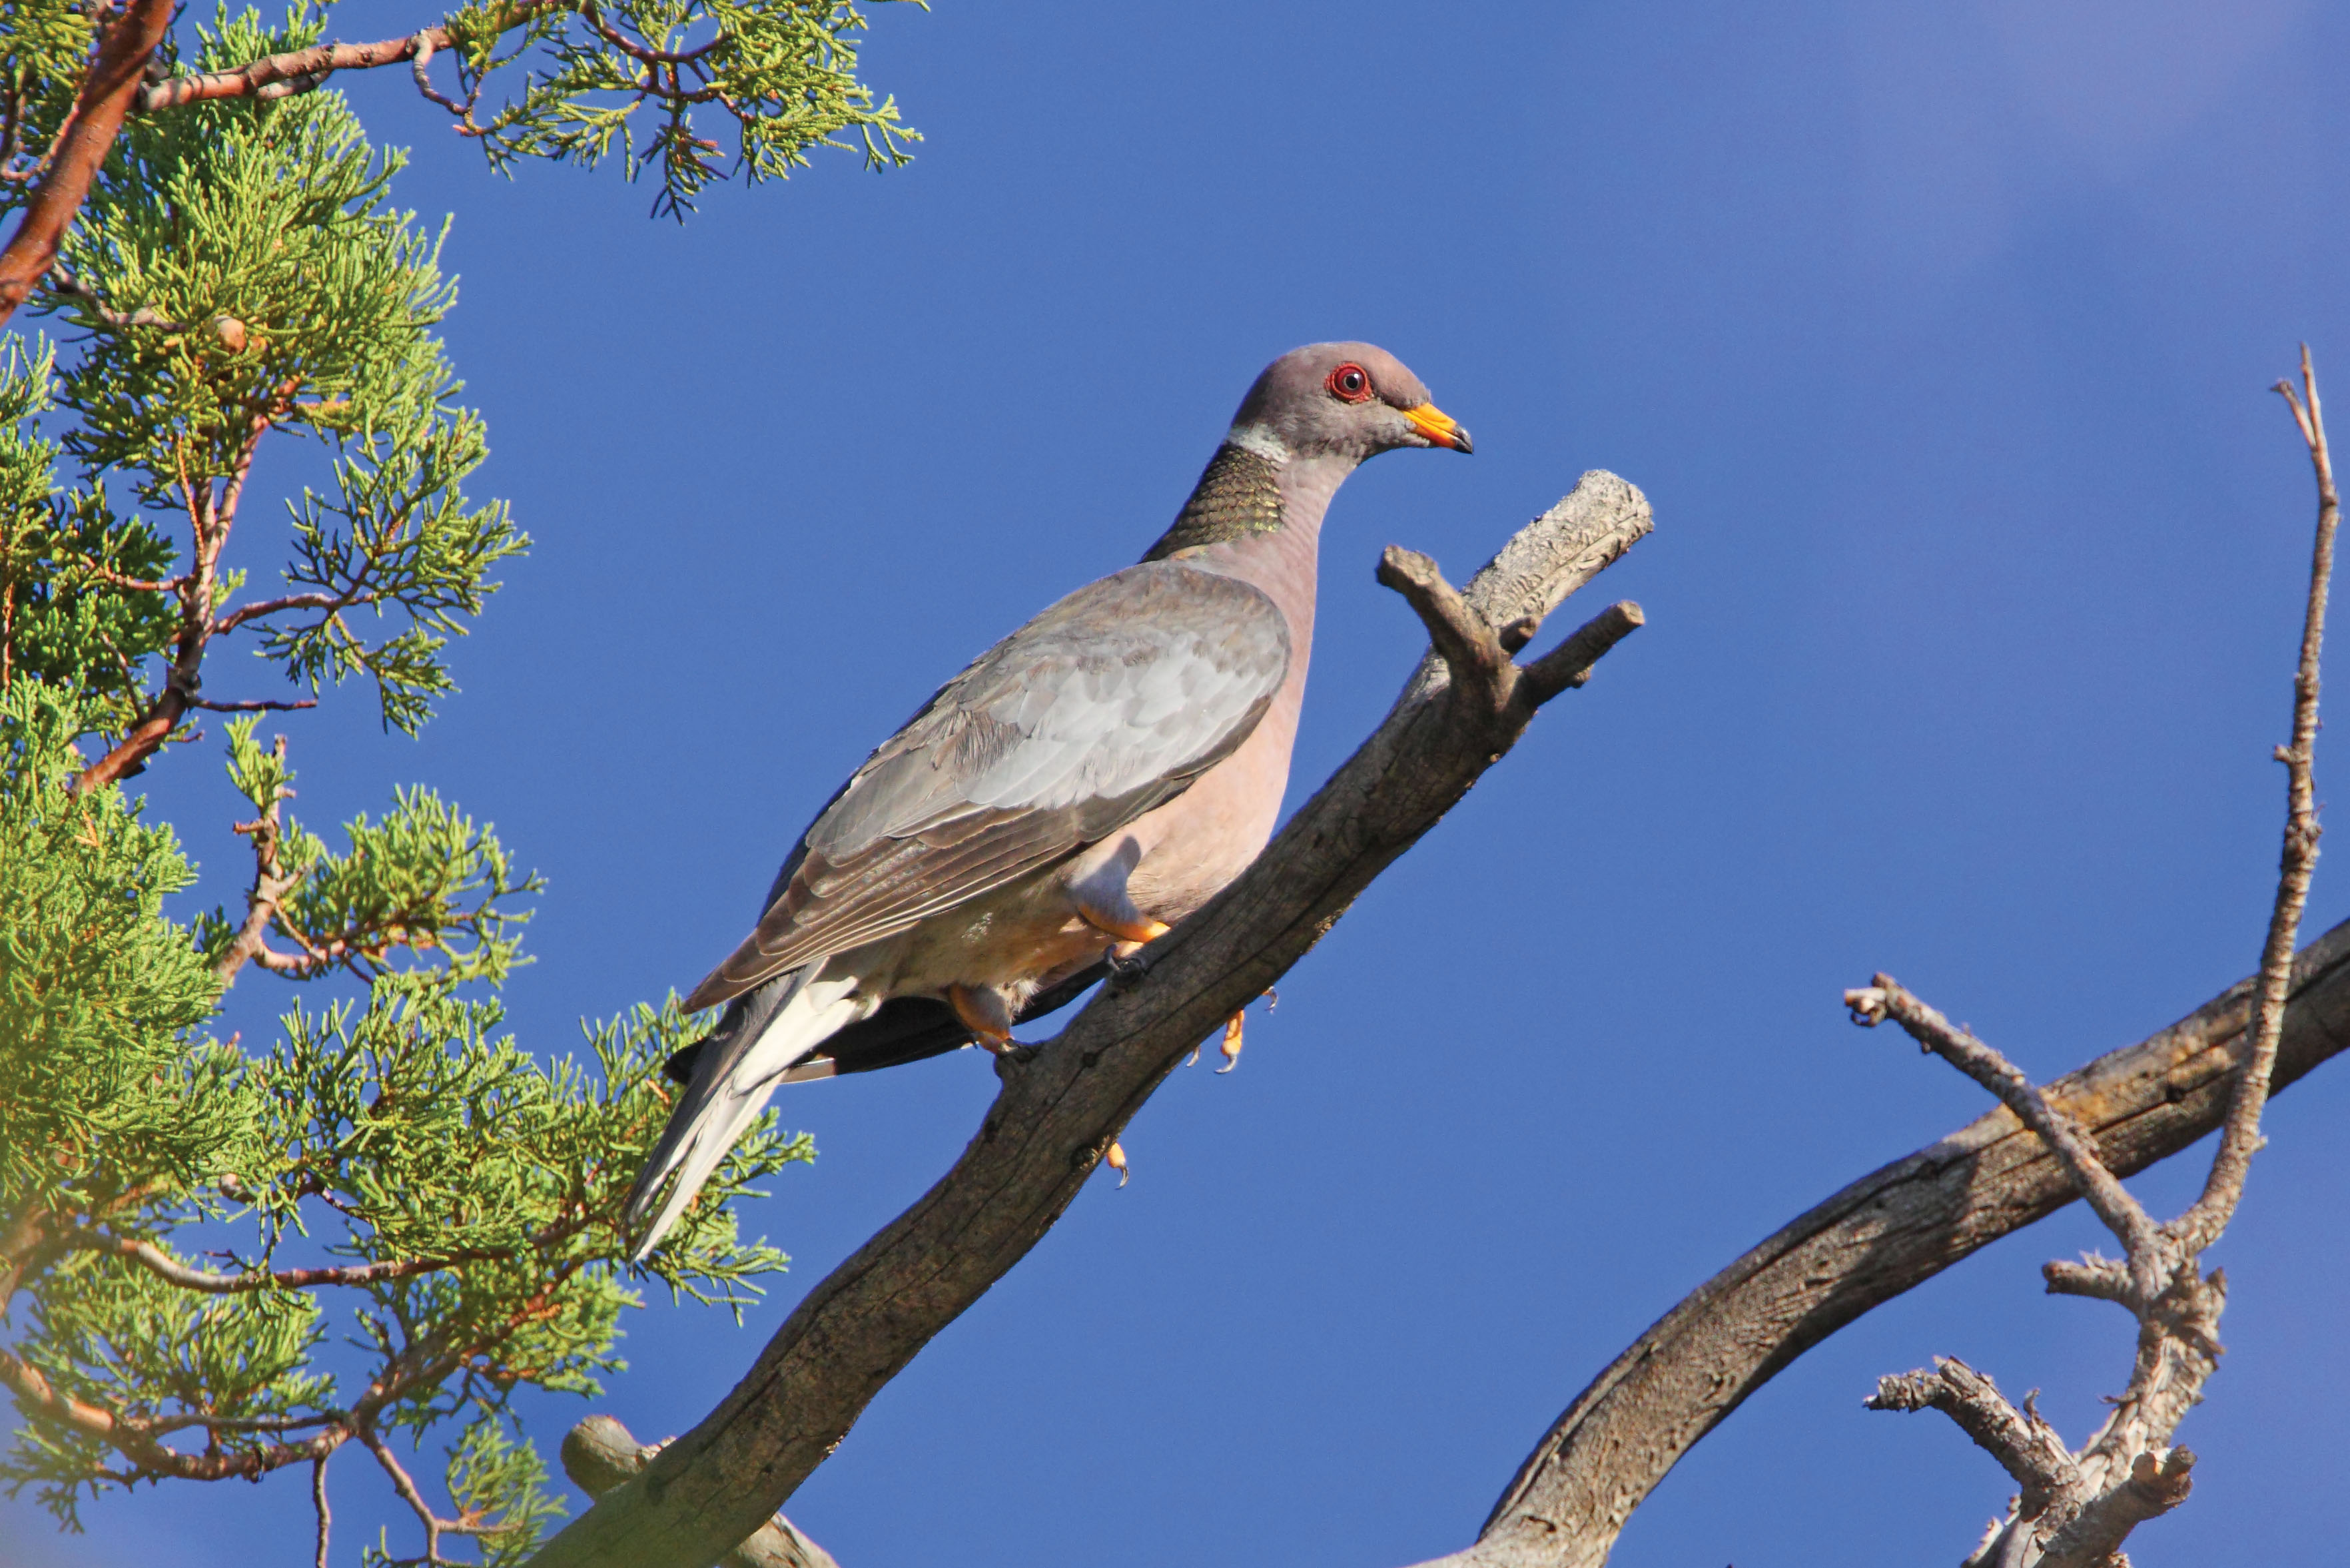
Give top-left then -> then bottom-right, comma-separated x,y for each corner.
443,0 -> 923,216
0,683 -> 241,1226
0,343 -> 179,736
0,1 -> 876,1554
47,4 -> 524,737
1,687 -> 810,1547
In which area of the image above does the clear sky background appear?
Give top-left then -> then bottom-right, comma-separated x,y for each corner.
11,1 -> 2350,1565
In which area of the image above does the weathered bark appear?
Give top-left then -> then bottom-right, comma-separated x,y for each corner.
521,473 -> 1656,1568
1410,916 -> 2350,1568
560,1416 -> 837,1568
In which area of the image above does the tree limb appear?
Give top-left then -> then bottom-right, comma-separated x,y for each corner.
521,472 -> 1655,1568
1405,916 -> 2350,1568
559,1416 -> 837,1568
130,4 -> 572,115
0,0 -> 178,324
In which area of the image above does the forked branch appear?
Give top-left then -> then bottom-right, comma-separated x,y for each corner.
1840,350 -> 2338,1568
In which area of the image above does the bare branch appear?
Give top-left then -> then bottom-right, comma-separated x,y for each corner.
189,695 -> 317,713
362,1421 -> 481,1561
2173,345 -> 2339,1252
67,1228 -> 494,1292
1842,352 -> 2340,1568
578,2 -> 724,65
213,590 -> 347,635
214,733 -> 304,986
1376,545 -> 1513,701
0,1346 -> 344,1480
312,1455 -> 333,1568
2040,1447 -> 2195,1567
1864,1358 -> 2076,1517
130,6 -> 566,114
1519,601 -> 1646,703
559,1415 -> 837,1568
1373,546 -> 1647,716
2041,1254 -> 2134,1306
1845,976 -> 2165,1298
1403,921 -> 2350,1568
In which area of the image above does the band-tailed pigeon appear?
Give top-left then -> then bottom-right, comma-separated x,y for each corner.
625,343 -> 1470,1258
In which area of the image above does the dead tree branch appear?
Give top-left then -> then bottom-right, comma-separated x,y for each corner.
1846,979 -> 2165,1294
559,1416 -> 837,1568
521,472 -> 1655,1568
1401,915 -> 2350,1568
1865,1358 -> 2076,1519
1828,352 -> 2338,1568
2175,344 -> 2338,1253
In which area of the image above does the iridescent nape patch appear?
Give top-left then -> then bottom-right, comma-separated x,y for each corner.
1142,443 -> 1284,561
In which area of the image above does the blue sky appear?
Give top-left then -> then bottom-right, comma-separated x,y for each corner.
11,1 -> 2350,1565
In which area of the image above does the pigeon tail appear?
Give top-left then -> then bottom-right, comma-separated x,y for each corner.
624,963 -> 867,1262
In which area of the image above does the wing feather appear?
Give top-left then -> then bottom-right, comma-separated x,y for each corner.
684,562 -> 1290,1010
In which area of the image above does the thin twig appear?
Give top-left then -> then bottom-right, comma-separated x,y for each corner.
312,1454 -> 333,1568
2173,344 -> 2338,1253
190,695 -> 317,713
45,264 -> 188,330
69,1229 -> 497,1292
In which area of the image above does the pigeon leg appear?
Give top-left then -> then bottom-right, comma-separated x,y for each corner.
1105,1140 -> 1129,1188
947,984 -> 1018,1054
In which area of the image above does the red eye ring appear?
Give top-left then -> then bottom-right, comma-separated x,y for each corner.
1326,362 -> 1374,404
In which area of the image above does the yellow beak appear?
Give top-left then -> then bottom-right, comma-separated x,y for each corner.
1403,403 -> 1474,453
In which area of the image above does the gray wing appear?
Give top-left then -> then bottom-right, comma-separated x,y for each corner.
683,560 -> 1290,1010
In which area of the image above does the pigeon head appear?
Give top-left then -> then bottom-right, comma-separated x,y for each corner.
1228,342 -> 1473,464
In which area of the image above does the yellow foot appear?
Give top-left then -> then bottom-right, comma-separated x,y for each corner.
1078,899 -> 1171,948
1105,1141 -> 1129,1188
947,983 -> 1015,1054
1216,1011 -> 1244,1074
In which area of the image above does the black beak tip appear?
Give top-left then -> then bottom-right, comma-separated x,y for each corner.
1451,426 -> 1475,455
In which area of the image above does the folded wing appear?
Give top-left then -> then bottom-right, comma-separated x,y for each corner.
684,562 -> 1292,1010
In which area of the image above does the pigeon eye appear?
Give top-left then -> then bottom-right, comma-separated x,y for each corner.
1326,363 -> 1373,404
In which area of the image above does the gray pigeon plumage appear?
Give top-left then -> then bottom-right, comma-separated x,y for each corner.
624,343 -> 1471,1258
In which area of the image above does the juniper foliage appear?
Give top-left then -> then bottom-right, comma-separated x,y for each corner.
0,0 -> 892,1557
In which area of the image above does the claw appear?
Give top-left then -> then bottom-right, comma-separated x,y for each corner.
1105,1140 -> 1129,1188
1216,1010 -> 1244,1073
